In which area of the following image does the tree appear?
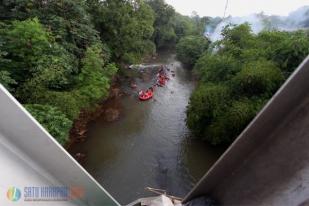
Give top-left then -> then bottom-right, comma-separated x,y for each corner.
0,70 -> 16,91
33,0 -> 100,56
0,0 -> 34,21
25,104 -> 73,145
176,35 -> 209,66
231,60 -> 284,97
186,24 -> 308,145
0,38 -> 16,91
17,44 -> 118,120
147,0 -> 176,48
0,0 -> 100,57
0,18 -> 77,104
194,54 -> 240,82
271,31 -> 309,74
173,14 -> 196,40
204,98 -> 265,145
90,0 -> 155,63
1,18 -> 53,82
0,0 -> 121,146
186,84 -> 230,139
77,43 -> 118,106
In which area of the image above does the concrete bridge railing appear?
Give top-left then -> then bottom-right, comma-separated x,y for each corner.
184,56 -> 309,205
0,84 -> 120,206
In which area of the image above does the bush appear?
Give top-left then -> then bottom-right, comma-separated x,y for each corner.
194,54 -> 240,82
176,35 -> 209,66
272,31 -> 309,74
205,98 -> 265,145
186,24 -> 307,145
25,104 -> 72,145
77,44 -> 118,106
231,60 -> 284,97
186,84 -> 231,137
0,70 -> 16,91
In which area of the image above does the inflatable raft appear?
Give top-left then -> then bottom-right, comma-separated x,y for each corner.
139,89 -> 153,101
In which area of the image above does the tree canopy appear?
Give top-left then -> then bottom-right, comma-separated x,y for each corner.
184,24 -> 309,145
1,0 -> 307,147
0,0 -> 206,145
176,35 -> 210,66
0,1 -> 119,145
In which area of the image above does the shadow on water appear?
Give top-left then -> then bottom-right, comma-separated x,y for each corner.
72,49 -> 224,204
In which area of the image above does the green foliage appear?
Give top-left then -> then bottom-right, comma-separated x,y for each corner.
221,23 -> 254,48
0,0 -> 35,20
41,91 -> 83,120
0,0 -> 307,150
0,0 -> 200,146
77,44 -> 118,106
90,0 -> 155,64
190,14 -> 209,36
0,39 -> 16,90
0,70 -> 16,91
1,18 -> 52,81
187,24 -> 309,145
173,14 -> 197,40
0,0 -> 100,56
194,54 -> 240,82
0,17 -> 117,143
176,35 -> 209,66
16,44 -> 118,120
218,23 -> 256,57
25,104 -> 73,145
270,31 -> 309,74
231,60 -> 284,97
187,84 -> 230,138
147,0 -> 176,48
147,0 -> 208,48
1,18 -> 77,89
35,0 -> 99,56
204,98 -> 265,145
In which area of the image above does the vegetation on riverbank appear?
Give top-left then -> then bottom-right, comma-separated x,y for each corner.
0,0 -> 204,145
177,23 -> 309,145
2,0 -> 307,147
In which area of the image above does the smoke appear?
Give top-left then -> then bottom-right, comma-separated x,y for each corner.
205,6 -> 309,42
285,6 -> 309,28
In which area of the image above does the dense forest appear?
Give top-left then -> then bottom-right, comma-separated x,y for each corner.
1,0 -> 308,147
178,24 -> 309,145
0,0 -> 208,145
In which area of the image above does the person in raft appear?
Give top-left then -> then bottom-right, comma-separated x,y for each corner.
159,65 -> 164,73
159,65 -> 167,75
140,87 -> 153,95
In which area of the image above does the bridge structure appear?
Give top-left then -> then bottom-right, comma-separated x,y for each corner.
0,85 -> 120,205
184,56 -> 309,205
0,56 -> 309,205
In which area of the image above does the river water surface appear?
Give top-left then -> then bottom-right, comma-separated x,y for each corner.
71,50 -> 224,204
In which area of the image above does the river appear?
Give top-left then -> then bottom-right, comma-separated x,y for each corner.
70,50 -> 224,204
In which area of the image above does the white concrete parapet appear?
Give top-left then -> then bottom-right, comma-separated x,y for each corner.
0,85 -> 120,206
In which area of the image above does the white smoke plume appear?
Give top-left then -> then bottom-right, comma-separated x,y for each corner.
205,6 -> 309,42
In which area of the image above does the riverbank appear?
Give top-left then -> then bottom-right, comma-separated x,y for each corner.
65,76 -> 125,153
66,65 -> 155,159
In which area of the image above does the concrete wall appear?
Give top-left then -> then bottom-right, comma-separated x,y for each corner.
184,56 -> 309,205
0,85 -> 120,206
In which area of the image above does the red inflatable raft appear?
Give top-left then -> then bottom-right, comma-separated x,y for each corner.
139,89 -> 153,101
157,78 -> 166,87
161,74 -> 170,81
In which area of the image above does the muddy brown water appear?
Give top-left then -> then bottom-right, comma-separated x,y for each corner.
70,50 -> 224,204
